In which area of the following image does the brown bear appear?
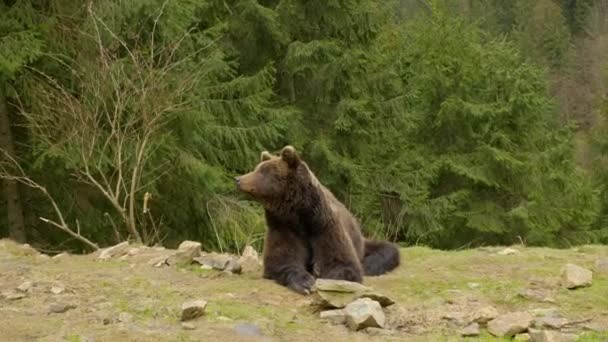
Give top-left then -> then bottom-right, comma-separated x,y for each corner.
235,145 -> 400,294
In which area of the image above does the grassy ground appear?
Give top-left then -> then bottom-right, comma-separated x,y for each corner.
0,239 -> 607,341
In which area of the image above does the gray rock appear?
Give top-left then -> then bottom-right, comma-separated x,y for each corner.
319,309 -> 346,325
442,311 -> 468,326
180,300 -> 207,321
50,285 -> 65,295
488,312 -> 534,337
359,292 -> 395,307
529,308 -> 560,318
238,246 -> 261,274
181,322 -> 196,330
193,253 -> 241,273
241,245 -> 258,258
224,258 -> 242,274
518,288 -> 556,303
561,263 -> 592,289
167,241 -> 202,266
178,240 -> 202,252
118,312 -> 133,323
312,279 -> 371,293
313,290 -> 357,309
595,258 -> 608,273
343,298 -> 385,331
529,329 -> 578,342
461,322 -> 480,336
16,281 -> 33,293
514,333 -> 531,341
149,256 -> 169,268
497,247 -> 520,255
233,323 -> 262,336
48,303 -> 77,314
469,305 -> 499,324
2,290 -> 26,300
98,242 -> 130,260
533,316 -> 568,329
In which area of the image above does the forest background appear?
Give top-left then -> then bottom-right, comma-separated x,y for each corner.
1,0 -> 608,254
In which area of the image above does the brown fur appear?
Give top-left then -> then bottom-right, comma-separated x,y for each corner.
236,146 -> 400,294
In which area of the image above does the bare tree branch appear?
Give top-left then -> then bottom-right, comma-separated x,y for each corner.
0,149 -> 99,251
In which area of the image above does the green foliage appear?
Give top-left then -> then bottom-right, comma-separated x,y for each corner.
360,4 -> 598,248
0,1 -> 45,80
1,0 -> 607,252
590,97 -> 608,242
512,0 -> 572,69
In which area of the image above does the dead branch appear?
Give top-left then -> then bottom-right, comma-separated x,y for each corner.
0,149 -> 99,251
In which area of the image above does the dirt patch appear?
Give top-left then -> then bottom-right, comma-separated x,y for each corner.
1,239 -> 607,341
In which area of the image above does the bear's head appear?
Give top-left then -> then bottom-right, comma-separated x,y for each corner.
235,145 -> 309,206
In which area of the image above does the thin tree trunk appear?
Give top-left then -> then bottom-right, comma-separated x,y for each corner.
0,85 -> 26,242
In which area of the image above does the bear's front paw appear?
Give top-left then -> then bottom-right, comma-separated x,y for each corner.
287,272 -> 315,295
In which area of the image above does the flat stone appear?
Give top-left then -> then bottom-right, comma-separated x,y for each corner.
16,281 -> 33,293
359,292 -> 395,307
529,329 -> 578,342
561,263 -> 592,289
149,256 -> 169,267
533,316 -> 568,329
239,246 -> 261,274
98,242 -> 130,260
181,322 -> 196,330
497,248 -> 520,255
515,333 -> 531,341
343,298 -> 385,331
180,300 -> 207,321
241,245 -> 258,258
460,322 -> 480,336
167,241 -> 202,266
178,240 -> 201,253
224,258 -> 242,274
48,303 -> 77,314
2,290 -> 26,300
488,311 -> 534,337
50,286 -> 65,295
312,279 -> 371,293
518,288 -> 556,303
118,312 -> 133,323
442,311 -> 468,326
469,305 -> 499,324
313,290 -> 357,309
529,308 -> 560,317
319,309 -> 346,325
595,258 -> 608,272
233,323 -> 262,336
193,253 -> 241,273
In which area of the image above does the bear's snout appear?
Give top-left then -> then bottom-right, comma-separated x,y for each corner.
234,176 -> 241,188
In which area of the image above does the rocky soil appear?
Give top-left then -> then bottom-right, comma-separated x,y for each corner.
0,239 -> 607,341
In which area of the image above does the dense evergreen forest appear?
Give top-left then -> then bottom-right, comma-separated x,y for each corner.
1,0 -> 607,253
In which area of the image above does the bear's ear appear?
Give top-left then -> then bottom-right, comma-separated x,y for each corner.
260,151 -> 273,161
280,145 -> 300,167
